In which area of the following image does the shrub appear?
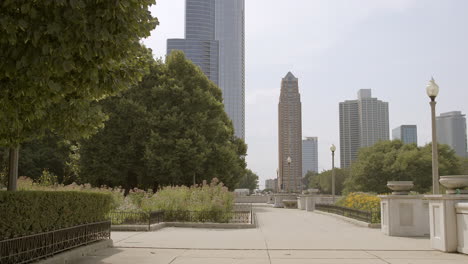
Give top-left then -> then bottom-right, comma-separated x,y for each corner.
336,192 -> 381,223
140,178 -> 234,213
336,192 -> 380,211
0,191 -> 113,239
16,176 -> 125,210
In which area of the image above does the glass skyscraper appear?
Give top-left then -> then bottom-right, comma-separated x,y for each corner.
167,0 -> 245,139
302,137 -> 318,176
392,125 -> 418,145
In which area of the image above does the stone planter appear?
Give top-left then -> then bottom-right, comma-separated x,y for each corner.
273,193 -> 297,208
267,195 -> 275,204
439,175 -> 468,194
305,196 -> 316,211
387,181 -> 414,195
456,202 -> 468,254
379,194 -> 429,237
425,194 -> 468,252
298,195 -> 307,209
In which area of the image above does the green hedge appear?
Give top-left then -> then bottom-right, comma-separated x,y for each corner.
0,191 -> 113,239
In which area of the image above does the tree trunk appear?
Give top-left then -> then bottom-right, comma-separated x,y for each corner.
7,146 -> 19,191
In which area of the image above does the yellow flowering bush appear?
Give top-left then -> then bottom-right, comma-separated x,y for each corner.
336,192 -> 381,223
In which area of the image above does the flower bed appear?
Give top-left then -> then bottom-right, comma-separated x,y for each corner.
336,192 -> 381,223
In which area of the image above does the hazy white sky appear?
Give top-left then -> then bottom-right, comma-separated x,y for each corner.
143,0 -> 468,188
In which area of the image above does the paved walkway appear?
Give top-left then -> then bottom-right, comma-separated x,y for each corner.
76,207 -> 468,263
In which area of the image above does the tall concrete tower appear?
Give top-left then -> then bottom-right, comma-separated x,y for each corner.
278,72 -> 302,192
167,0 -> 245,139
339,89 -> 389,168
437,111 -> 467,157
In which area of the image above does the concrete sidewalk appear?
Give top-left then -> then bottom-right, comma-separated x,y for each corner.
75,207 -> 468,263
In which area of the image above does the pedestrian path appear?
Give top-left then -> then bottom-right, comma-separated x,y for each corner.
76,207 -> 468,263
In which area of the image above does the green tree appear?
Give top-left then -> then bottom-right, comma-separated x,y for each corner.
460,157 -> 468,174
80,94 -> 152,189
309,168 -> 348,195
0,133 -> 79,183
80,51 -> 247,190
302,170 -> 318,189
0,0 -> 157,190
237,169 -> 259,192
343,140 -> 462,194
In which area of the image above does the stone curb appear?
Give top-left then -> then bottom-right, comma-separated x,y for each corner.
111,213 -> 257,231
314,210 -> 381,229
37,239 -> 113,264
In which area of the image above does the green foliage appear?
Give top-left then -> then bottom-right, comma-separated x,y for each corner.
237,169 -> 259,191
16,176 -> 125,210
343,140 -> 462,194
0,191 -> 113,239
0,133 -> 81,184
37,169 -> 58,186
80,52 -> 247,189
140,178 -> 234,213
0,0 -> 157,147
460,157 -> 468,174
302,170 -> 317,189
113,178 -> 235,223
309,168 -> 348,195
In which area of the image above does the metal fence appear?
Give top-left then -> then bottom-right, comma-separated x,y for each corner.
162,210 -> 252,223
108,210 -> 164,229
316,204 -> 380,223
109,210 -> 252,226
0,221 -> 111,264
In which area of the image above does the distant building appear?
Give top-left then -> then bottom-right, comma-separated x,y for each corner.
392,125 -> 418,144
302,137 -> 318,176
278,72 -> 302,192
339,89 -> 389,168
437,111 -> 467,157
265,179 -> 277,192
167,0 -> 245,139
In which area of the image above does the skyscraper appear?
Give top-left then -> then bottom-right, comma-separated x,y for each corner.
339,89 -> 389,168
436,111 -> 467,157
167,0 -> 245,139
278,72 -> 302,192
302,137 -> 318,176
392,125 -> 418,144
265,179 -> 278,192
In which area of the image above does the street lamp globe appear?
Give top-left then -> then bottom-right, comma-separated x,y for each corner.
426,77 -> 439,99
330,144 -> 336,152
287,156 -> 291,164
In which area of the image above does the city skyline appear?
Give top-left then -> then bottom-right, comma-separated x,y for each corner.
167,0 -> 245,139
143,0 -> 468,188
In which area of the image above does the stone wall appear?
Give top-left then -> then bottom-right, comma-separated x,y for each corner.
235,196 -> 268,203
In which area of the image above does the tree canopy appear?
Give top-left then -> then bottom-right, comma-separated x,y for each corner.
237,169 -> 259,192
309,169 -> 348,195
0,0 -> 157,189
15,134 -> 78,183
80,51 -> 247,190
0,0 -> 157,146
343,140 -> 462,194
